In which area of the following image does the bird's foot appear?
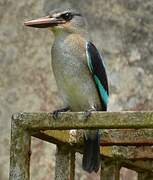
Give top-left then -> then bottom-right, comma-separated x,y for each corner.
52,107 -> 70,119
84,108 -> 96,121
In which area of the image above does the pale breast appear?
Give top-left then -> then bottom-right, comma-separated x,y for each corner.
51,33 -> 101,111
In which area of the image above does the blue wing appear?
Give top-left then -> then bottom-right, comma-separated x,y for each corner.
86,41 -> 109,110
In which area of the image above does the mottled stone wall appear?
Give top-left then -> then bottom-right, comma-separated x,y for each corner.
0,0 -> 153,179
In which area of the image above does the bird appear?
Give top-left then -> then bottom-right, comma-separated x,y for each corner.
24,8 -> 109,173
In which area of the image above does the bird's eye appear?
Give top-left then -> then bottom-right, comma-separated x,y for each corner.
61,12 -> 73,21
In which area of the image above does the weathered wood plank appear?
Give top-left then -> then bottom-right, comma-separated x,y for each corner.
12,111 -> 153,130
10,111 -> 153,179
102,157 -> 153,173
121,160 -> 153,173
9,117 -> 31,180
55,145 -> 75,180
40,129 -> 153,146
101,146 -> 153,160
33,129 -> 153,160
101,159 -> 120,180
70,151 -> 75,180
100,129 -> 153,146
138,172 -> 153,180
34,130 -> 153,160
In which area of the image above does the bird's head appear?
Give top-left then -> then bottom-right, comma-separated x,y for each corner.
24,9 -> 87,35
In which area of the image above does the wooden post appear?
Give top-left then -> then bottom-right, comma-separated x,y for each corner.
70,150 -> 75,180
9,111 -> 153,180
16,112 -> 153,130
138,172 -> 153,180
101,159 -> 120,180
55,145 -> 75,180
9,115 -> 31,180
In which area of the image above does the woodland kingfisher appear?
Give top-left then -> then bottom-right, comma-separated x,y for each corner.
24,8 -> 109,173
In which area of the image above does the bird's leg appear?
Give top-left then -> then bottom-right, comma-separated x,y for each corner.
84,105 -> 97,120
52,107 -> 70,119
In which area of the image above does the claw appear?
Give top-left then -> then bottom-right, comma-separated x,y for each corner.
84,109 -> 95,120
52,110 -> 60,119
52,107 -> 70,120
84,108 -> 96,121
84,110 -> 92,120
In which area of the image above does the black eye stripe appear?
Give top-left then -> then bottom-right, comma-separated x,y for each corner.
60,12 -> 73,21
60,12 -> 82,21
73,13 -> 82,16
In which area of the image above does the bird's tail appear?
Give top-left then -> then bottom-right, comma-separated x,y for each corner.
82,130 -> 100,173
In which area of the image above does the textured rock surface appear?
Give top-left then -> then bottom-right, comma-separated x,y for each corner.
0,0 -> 153,179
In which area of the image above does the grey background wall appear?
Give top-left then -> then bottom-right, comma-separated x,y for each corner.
0,0 -> 153,179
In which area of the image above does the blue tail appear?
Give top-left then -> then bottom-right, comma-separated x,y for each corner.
82,131 -> 100,173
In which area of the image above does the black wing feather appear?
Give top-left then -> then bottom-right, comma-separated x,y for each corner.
86,41 -> 109,110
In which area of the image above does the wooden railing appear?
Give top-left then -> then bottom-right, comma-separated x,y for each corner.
9,112 -> 153,180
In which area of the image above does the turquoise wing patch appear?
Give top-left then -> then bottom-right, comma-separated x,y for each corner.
86,41 -> 109,108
